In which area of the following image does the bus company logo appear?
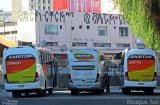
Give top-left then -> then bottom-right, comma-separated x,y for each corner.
129,55 -> 154,59
74,53 -> 94,61
7,54 -> 35,60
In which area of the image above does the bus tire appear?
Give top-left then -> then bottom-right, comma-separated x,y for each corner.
97,89 -> 104,94
37,89 -> 46,96
25,92 -> 29,97
12,92 -> 21,98
122,88 -> 130,94
48,88 -> 53,95
145,88 -> 154,95
37,81 -> 46,96
71,90 -> 79,95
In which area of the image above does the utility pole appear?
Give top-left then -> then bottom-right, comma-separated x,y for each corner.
3,17 -> 5,37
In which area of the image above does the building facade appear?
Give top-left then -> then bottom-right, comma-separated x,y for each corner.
12,0 -> 53,22
18,10 -> 144,55
0,11 -> 12,22
12,0 -> 22,22
0,22 -> 17,43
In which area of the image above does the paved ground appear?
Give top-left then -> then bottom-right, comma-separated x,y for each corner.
1,87 -> 160,105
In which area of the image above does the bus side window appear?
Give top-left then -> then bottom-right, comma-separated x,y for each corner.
40,52 -> 43,64
42,52 -> 45,63
39,51 -> 42,63
44,53 -> 46,63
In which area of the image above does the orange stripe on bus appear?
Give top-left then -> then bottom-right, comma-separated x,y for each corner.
6,59 -> 35,74
128,59 -> 155,72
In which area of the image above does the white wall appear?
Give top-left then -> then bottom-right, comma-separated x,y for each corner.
18,10 -> 139,53
22,0 -> 30,11
17,10 -> 36,45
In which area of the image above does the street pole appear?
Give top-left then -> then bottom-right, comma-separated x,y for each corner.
3,17 -> 5,37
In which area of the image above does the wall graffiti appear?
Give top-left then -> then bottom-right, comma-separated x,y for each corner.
18,10 -> 126,25
35,10 -> 74,22
18,11 -> 35,22
73,38 -> 106,43
84,13 -> 126,25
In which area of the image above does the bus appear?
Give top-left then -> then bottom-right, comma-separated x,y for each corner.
67,49 -> 106,95
120,48 -> 158,94
2,47 -> 58,97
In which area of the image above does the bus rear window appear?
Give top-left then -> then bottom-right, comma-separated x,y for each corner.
72,65 -> 95,70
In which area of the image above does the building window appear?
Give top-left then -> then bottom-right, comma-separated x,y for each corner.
48,0 -> 50,4
43,6 -> 45,10
48,6 -> 51,10
43,0 -> 45,4
38,6 -> 41,10
45,24 -> 58,35
137,44 -> 145,48
98,26 -> 107,36
93,43 -> 111,47
72,42 -> 87,47
119,27 -> 128,36
79,25 -> 82,29
45,42 -> 58,47
87,25 -> 90,29
71,26 -> 74,30
38,0 -> 41,3
117,43 -> 130,48
31,5 -> 34,9
60,25 -> 62,29
11,31 -> 17,34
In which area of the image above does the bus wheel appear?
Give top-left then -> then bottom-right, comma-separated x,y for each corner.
71,90 -> 79,95
37,90 -> 46,96
12,92 -> 21,98
145,88 -> 154,95
25,92 -> 29,97
48,89 -> 53,95
95,89 -> 104,95
122,88 -> 130,94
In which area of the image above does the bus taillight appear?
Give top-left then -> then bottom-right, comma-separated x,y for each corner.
34,72 -> 39,82
125,72 -> 130,80
4,74 -> 8,83
152,72 -> 157,81
95,73 -> 100,82
68,74 -> 73,83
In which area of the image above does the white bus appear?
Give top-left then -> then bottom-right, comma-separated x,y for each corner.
2,47 -> 58,97
120,48 -> 158,94
67,49 -> 106,95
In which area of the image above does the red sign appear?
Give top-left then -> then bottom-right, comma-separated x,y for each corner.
53,0 -> 101,13
53,0 -> 68,10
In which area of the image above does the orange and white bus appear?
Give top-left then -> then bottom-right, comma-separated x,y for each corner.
2,47 -> 58,97
120,48 -> 158,94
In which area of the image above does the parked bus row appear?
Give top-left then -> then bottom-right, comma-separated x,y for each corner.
67,48 -> 158,95
1,47 -> 159,97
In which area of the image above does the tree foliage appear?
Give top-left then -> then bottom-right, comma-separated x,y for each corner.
116,0 -> 160,49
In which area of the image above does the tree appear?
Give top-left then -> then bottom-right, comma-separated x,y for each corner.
115,0 -> 160,49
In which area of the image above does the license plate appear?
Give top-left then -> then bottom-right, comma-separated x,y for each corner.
18,85 -> 25,88
138,83 -> 144,85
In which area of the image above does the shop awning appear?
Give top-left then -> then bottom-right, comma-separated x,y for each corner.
0,36 -> 17,57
